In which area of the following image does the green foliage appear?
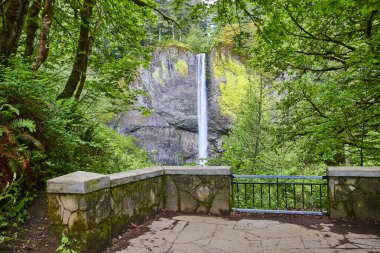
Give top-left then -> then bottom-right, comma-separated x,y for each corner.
56,233 -> 78,253
0,178 -> 34,224
212,23 -> 255,57
86,125 -> 152,174
0,59 -> 152,238
183,26 -> 213,53
10,119 -> 36,133
0,82 -> 40,232
0,0 -> 160,235
159,40 -> 196,53
214,0 -> 380,167
0,177 -> 35,245
210,57 -> 327,175
157,26 -> 215,54
213,53 -> 252,121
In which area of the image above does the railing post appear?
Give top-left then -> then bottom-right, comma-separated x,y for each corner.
231,174 -> 328,215
276,178 -> 279,210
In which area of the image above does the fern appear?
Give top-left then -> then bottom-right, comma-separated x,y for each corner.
10,119 -> 36,133
0,103 -> 20,118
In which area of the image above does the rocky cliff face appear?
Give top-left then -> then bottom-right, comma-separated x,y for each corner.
114,46 -> 230,165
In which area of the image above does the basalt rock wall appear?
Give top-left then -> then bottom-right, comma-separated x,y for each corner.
113,46 -> 230,165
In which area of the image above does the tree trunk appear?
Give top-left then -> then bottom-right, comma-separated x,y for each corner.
158,26 -> 162,43
360,124 -> 365,166
344,143 -> 351,166
74,9 -> 101,100
0,0 -> 29,60
56,0 -> 96,100
23,0 -> 42,59
32,0 -> 54,71
172,23 -> 174,40
254,75 -> 263,159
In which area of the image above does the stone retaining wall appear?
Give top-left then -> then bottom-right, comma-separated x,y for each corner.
47,166 -> 231,252
327,167 -> 380,220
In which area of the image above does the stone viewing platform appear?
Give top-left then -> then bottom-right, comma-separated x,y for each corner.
114,215 -> 380,253
47,166 -> 231,252
47,166 -> 380,252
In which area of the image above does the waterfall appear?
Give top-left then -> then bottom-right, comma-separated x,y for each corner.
196,53 -> 208,165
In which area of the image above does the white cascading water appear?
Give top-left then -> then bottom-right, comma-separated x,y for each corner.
196,53 -> 208,165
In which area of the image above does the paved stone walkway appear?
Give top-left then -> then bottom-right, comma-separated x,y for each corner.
118,216 -> 380,253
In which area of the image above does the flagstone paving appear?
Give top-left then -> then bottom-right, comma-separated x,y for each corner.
117,215 -> 380,253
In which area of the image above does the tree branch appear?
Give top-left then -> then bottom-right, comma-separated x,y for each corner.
129,0 -> 182,31
285,6 -> 356,52
288,62 -> 346,72
235,0 -> 273,46
294,50 -> 347,65
301,89 -> 328,119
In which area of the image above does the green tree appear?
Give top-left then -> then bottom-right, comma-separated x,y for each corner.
215,0 -> 380,166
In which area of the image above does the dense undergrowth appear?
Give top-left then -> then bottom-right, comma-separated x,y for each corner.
0,61 -> 152,243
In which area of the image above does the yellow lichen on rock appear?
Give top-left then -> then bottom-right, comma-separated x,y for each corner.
213,53 -> 252,122
175,59 -> 188,76
153,67 -> 165,86
161,62 -> 168,80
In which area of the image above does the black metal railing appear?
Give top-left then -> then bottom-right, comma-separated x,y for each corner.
232,174 -> 328,215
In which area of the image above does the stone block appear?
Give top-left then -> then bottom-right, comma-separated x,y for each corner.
47,171 -> 110,194
121,196 -> 134,217
330,202 -> 349,219
62,209 -> 71,225
68,211 -> 88,231
109,166 -> 164,187
351,189 -> 380,219
334,185 -> 351,201
163,166 -> 231,176
210,187 -> 231,215
165,176 -> 179,211
179,191 -> 198,213
78,190 -> 105,211
357,178 -> 380,194
47,194 -> 62,225
196,185 -> 212,202
92,190 -> 111,225
69,220 -> 111,253
343,178 -> 358,185
328,167 -> 380,177
60,195 -> 78,212
196,205 -> 208,214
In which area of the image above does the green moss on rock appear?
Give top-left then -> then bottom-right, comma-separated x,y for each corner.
175,59 -> 188,76
47,194 -> 62,225
212,53 -> 258,122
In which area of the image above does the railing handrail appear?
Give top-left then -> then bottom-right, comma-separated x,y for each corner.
232,174 -> 325,180
232,173 -> 328,214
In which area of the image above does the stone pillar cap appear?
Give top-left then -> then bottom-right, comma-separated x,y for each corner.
163,166 -> 231,175
47,171 -> 110,194
109,166 -> 164,187
327,166 -> 380,177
